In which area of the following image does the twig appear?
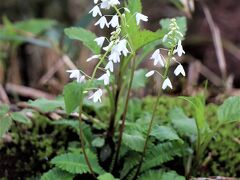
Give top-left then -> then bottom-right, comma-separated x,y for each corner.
6,83 -> 55,99
202,3 -> 227,80
0,84 -> 10,104
39,57 -> 65,85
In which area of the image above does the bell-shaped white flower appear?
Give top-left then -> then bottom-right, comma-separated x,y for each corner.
145,70 -> 155,78
136,13 -> 148,25
94,37 -> 105,47
86,55 -> 101,62
162,77 -> 173,90
89,89 -> 103,103
98,70 -> 110,85
95,16 -> 109,29
117,39 -> 129,56
174,64 -> 186,76
108,50 -> 120,63
105,60 -> 114,72
103,41 -> 114,52
66,70 -> 85,83
173,40 -> 185,57
89,5 -> 102,17
109,15 -> 119,28
150,49 -> 164,67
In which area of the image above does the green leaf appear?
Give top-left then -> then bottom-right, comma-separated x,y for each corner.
51,152 -> 104,175
123,130 -> 145,152
41,168 -> 74,180
63,82 -> 84,114
28,98 -> 64,113
14,19 -> 56,35
124,0 -> 164,51
11,112 -> 32,125
98,173 -> 119,180
0,115 -> 12,137
180,95 -> 209,133
139,170 -> 185,180
64,27 -> 100,54
141,142 -> 182,172
0,104 -> 9,117
92,137 -> 105,147
121,152 -> 141,179
217,96 -> 240,123
132,69 -> 147,89
132,30 -> 165,51
169,107 -> 197,137
151,125 -> 182,142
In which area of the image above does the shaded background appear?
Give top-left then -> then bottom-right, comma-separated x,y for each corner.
0,0 -> 240,101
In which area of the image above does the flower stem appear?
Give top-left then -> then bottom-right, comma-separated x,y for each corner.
133,51 -> 173,179
78,102 -> 96,178
112,55 -> 136,172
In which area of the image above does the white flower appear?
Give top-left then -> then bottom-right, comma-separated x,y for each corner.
173,40 -> 185,57
116,39 -> 129,56
136,13 -> 148,25
174,64 -> 186,76
162,77 -> 173,90
103,41 -> 114,52
150,49 -> 164,67
105,60 -> 114,72
89,5 -> 102,17
94,37 -> 105,47
124,8 -> 130,13
109,15 -> 119,28
145,70 -> 155,77
89,89 -> 103,103
66,70 -> 85,83
108,50 -> 120,63
98,70 -> 110,85
100,0 -> 120,9
94,0 -> 99,4
86,55 -> 101,62
95,16 -> 109,29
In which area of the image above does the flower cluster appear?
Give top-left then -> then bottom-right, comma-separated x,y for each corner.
145,18 -> 186,90
66,0 -> 149,103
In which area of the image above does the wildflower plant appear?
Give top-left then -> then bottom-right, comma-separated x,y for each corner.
43,0 -> 189,179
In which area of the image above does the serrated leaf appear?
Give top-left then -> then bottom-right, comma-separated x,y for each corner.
11,112 -> 32,125
28,98 -> 64,113
124,0 -> 164,51
132,30 -> 165,51
169,107 -> 197,137
51,152 -> 104,175
0,104 -> 9,117
123,130 -> 145,152
63,82 -> 84,114
64,27 -> 100,54
139,170 -> 185,180
41,168 -> 74,180
150,125 -> 182,142
141,142 -> 182,172
217,96 -> 240,123
0,115 -> 12,137
121,152 -> 141,179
